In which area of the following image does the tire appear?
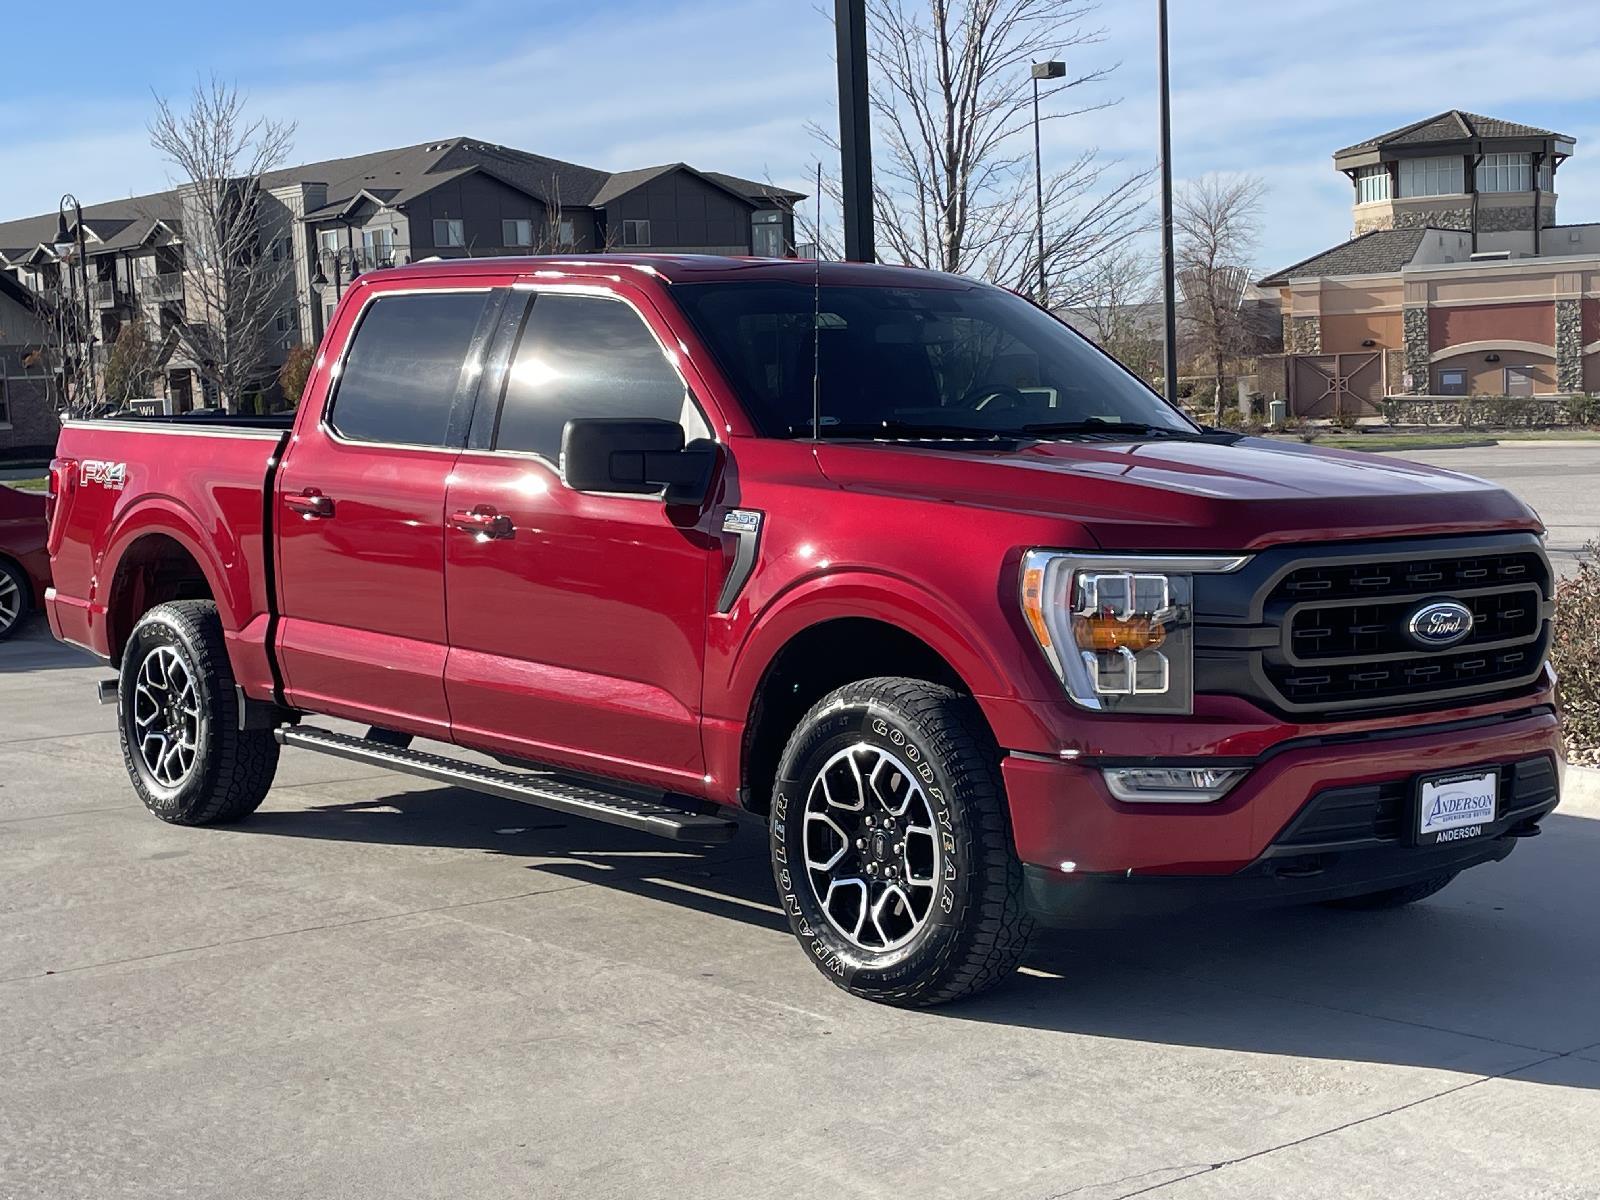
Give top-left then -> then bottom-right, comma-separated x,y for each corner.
769,677 -> 1032,1007
118,600 -> 279,825
0,558 -> 29,641
1322,870 -> 1460,911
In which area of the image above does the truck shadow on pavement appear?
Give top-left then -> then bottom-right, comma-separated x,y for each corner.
0,617 -> 101,674
238,783 -> 1600,1084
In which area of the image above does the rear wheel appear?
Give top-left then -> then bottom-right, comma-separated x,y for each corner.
770,677 -> 1032,1006
1322,870 -> 1460,910
0,559 -> 29,641
118,600 -> 279,825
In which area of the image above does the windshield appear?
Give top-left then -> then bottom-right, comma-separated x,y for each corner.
673,279 -> 1198,440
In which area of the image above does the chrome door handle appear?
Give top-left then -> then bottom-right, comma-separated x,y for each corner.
449,506 -> 514,539
285,489 -> 333,518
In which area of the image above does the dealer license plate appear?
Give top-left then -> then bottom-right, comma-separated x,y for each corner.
1417,769 -> 1498,845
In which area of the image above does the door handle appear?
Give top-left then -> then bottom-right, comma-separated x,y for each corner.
449,505 -> 514,539
285,489 -> 334,519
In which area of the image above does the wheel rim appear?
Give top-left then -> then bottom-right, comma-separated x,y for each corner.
0,572 -> 19,632
130,645 -> 202,788
802,743 -> 944,952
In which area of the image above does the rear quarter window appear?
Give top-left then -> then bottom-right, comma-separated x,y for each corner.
328,291 -> 491,447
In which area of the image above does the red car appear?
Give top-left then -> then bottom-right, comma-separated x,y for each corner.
0,482 -> 49,640
43,255 -> 1560,1006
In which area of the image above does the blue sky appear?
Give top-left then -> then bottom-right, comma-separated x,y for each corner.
5,0 -> 1599,275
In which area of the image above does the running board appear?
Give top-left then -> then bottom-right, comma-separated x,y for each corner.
275,725 -> 739,844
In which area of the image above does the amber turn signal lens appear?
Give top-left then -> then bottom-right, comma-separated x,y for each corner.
1021,567 -> 1053,649
1071,613 -> 1167,653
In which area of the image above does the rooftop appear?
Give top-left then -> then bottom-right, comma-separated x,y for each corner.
1257,228 -> 1432,287
1334,111 -> 1573,161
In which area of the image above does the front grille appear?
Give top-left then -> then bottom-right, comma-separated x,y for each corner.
1274,754 -> 1558,849
1195,535 -> 1553,718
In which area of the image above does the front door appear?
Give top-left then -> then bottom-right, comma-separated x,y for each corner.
275,284 -> 503,738
443,288 -> 719,789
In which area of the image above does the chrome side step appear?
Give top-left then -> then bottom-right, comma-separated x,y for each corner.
276,725 -> 740,844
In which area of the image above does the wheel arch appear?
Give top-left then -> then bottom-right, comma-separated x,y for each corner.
102,511 -> 230,665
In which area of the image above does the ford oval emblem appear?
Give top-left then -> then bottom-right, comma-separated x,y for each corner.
1406,600 -> 1474,649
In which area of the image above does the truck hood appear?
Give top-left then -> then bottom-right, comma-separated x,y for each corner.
813,436 -> 1541,551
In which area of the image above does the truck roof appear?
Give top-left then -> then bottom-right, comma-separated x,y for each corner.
372,253 -> 979,289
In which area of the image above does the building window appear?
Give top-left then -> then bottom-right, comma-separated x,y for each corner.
318,229 -> 341,257
1398,156 -> 1465,198
503,219 -> 533,247
555,219 -> 576,248
1438,368 -> 1468,396
622,219 -> 651,247
1474,153 -> 1554,193
1505,366 -> 1536,396
434,219 -> 465,248
274,309 -> 292,334
1356,165 -> 1390,204
362,227 -> 395,266
0,378 -> 10,428
752,210 -> 786,256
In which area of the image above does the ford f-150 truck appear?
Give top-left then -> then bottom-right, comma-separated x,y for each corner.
45,255 -> 1561,1006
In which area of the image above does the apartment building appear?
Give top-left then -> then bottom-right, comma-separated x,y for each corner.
0,137 -> 804,411
1258,111 -> 1599,413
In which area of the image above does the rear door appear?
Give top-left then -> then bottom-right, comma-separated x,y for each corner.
274,282 -> 506,738
442,286 -> 719,789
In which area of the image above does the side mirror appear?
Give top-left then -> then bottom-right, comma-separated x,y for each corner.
560,418 -> 717,505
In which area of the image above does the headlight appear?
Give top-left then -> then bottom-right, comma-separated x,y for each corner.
1019,551 -> 1249,714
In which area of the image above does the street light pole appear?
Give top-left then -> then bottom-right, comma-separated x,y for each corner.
835,0 -> 875,262
1156,0 -> 1179,405
1030,61 -> 1066,306
54,194 -> 97,411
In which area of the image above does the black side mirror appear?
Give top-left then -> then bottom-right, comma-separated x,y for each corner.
560,418 -> 717,505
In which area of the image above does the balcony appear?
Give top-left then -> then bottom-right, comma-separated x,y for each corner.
92,279 -> 126,308
146,273 -> 184,303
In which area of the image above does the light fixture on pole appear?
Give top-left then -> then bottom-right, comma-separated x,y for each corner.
1156,0 -> 1179,405
1030,60 -> 1066,306
55,194 -> 97,410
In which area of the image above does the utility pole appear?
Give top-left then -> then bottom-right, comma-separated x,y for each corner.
1030,61 -> 1067,305
1157,0 -> 1179,405
835,0 -> 874,262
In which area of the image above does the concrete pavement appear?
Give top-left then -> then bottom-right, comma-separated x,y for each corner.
1387,440 -> 1598,577
2,617 -> 1598,1200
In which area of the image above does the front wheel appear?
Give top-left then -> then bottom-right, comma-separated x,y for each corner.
118,600 -> 279,825
770,677 -> 1032,1006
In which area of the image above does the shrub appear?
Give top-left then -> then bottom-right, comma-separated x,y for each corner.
1553,542 -> 1600,765
278,345 -> 316,410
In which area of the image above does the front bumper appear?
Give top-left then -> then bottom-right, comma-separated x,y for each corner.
1003,705 -> 1562,911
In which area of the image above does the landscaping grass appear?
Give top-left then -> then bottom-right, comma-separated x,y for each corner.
1300,430 -> 1600,451
4,477 -> 48,491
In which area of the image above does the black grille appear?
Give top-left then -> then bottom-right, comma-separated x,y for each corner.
1248,542 -> 1551,715
1274,754 -> 1558,849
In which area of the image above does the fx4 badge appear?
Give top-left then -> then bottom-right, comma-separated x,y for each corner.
81,460 -> 129,491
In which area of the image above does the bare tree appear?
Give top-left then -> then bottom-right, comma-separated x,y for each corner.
149,78 -> 295,412
1174,172 -> 1265,422
1072,247 -> 1161,384
801,0 -> 1148,304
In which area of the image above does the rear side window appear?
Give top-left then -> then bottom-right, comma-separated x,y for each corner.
329,291 -> 490,447
494,293 -> 704,460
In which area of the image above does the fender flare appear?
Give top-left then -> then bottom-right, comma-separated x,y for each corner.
97,495 -> 247,651
716,568 -> 1018,722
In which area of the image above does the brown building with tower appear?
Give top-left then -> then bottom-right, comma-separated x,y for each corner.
1260,111 -> 1599,415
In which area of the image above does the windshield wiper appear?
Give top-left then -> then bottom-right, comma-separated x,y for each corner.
1018,419 -> 1206,440
786,420 -> 1013,441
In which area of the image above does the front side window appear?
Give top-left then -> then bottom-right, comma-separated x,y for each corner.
623,219 -> 651,247
328,291 -> 490,447
434,219 -> 465,248
503,218 -> 533,247
1398,156 -> 1465,198
494,293 -> 703,460
673,280 -> 1197,441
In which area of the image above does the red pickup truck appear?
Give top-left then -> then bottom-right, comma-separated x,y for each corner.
45,255 -> 1560,1005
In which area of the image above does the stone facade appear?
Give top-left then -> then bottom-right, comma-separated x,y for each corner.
1384,348 -> 1408,393
1393,206 -> 1473,231
1477,203 -> 1558,234
1403,307 -> 1431,394
1290,316 -> 1322,355
1556,297 -> 1585,393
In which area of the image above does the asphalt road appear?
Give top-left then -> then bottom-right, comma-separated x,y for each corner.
2,613 -> 1599,1200
1390,440 -> 1599,577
